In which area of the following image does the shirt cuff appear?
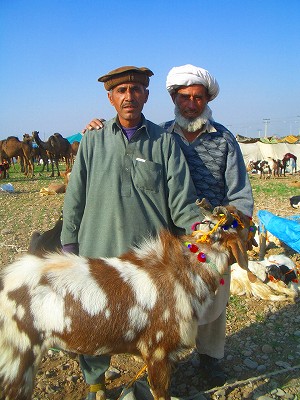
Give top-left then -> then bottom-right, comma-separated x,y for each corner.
62,243 -> 79,255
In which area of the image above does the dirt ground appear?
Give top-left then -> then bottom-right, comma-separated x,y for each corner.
0,172 -> 300,399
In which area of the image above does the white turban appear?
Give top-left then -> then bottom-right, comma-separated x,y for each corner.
166,64 -> 219,101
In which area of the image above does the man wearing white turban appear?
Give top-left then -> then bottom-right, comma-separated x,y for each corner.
83,64 -> 254,388
161,64 -> 254,387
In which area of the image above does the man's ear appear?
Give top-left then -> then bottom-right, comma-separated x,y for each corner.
108,91 -> 114,106
170,92 -> 176,104
144,89 -> 149,104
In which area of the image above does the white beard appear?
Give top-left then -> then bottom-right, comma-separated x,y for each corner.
174,104 -> 213,133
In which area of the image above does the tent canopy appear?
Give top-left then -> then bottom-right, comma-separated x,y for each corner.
66,132 -> 83,144
236,135 -> 300,166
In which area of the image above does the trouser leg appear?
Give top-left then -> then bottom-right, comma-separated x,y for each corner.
196,308 -> 226,359
79,354 -> 111,385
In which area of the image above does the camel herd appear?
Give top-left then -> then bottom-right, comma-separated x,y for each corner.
0,131 -> 79,178
0,133 -> 298,181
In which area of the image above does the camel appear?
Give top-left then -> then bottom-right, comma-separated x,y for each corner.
23,133 -> 49,172
0,140 -> 18,171
0,136 -> 34,178
282,153 -> 297,176
32,131 -> 71,177
51,133 -> 72,170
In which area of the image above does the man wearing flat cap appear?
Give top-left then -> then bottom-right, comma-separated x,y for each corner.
61,66 -> 205,399
83,64 -> 254,389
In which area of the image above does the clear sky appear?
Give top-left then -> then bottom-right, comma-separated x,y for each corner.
1,0 -> 299,141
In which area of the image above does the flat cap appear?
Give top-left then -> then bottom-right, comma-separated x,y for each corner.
98,66 -> 154,91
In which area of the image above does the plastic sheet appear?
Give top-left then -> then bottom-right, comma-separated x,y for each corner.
0,183 -> 14,193
257,210 -> 300,252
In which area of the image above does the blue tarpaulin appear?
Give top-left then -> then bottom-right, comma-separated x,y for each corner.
257,210 -> 300,253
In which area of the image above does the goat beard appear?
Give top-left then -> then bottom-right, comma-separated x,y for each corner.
174,104 -> 213,133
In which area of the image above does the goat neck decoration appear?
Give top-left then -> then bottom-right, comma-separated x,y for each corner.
183,242 -> 227,286
0,206 -> 249,400
184,210 -> 247,287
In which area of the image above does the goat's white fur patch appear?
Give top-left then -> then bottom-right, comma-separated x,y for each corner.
137,340 -> 149,357
31,285 -> 66,333
128,305 -> 149,332
133,236 -> 164,261
94,346 -> 112,355
156,331 -> 164,342
107,258 -> 158,310
16,304 -> 25,320
0,312 -> 31,354
173,281 -> 192,320
162,309 -> 170,322
179,319 -> 198,347
152,347 -> 165,361
0,347 -> 21,382
45,254 -> 108,316
189,272 -> 211,300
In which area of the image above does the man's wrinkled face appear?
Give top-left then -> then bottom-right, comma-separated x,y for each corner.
108,83 -> 149,127
172,84 -> 209,120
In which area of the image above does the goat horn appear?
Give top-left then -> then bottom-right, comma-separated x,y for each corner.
212,206 -> 235,225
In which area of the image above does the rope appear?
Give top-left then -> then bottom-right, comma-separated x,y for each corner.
192,215 -> 228,243
116,365 -> 148,400
192,211 -> 245,243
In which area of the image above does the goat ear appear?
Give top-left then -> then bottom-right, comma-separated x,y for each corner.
227,236 -> 248,270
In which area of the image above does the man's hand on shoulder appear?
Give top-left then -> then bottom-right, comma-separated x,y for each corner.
82,118 -> 106,134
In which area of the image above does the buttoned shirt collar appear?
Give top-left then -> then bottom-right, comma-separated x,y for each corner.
112,114 -> 150,138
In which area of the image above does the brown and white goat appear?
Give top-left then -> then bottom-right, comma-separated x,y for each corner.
0,213 -> 248,400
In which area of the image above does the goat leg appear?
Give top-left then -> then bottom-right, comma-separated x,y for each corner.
146,358 -> 172,400
0,347 -> 40,400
